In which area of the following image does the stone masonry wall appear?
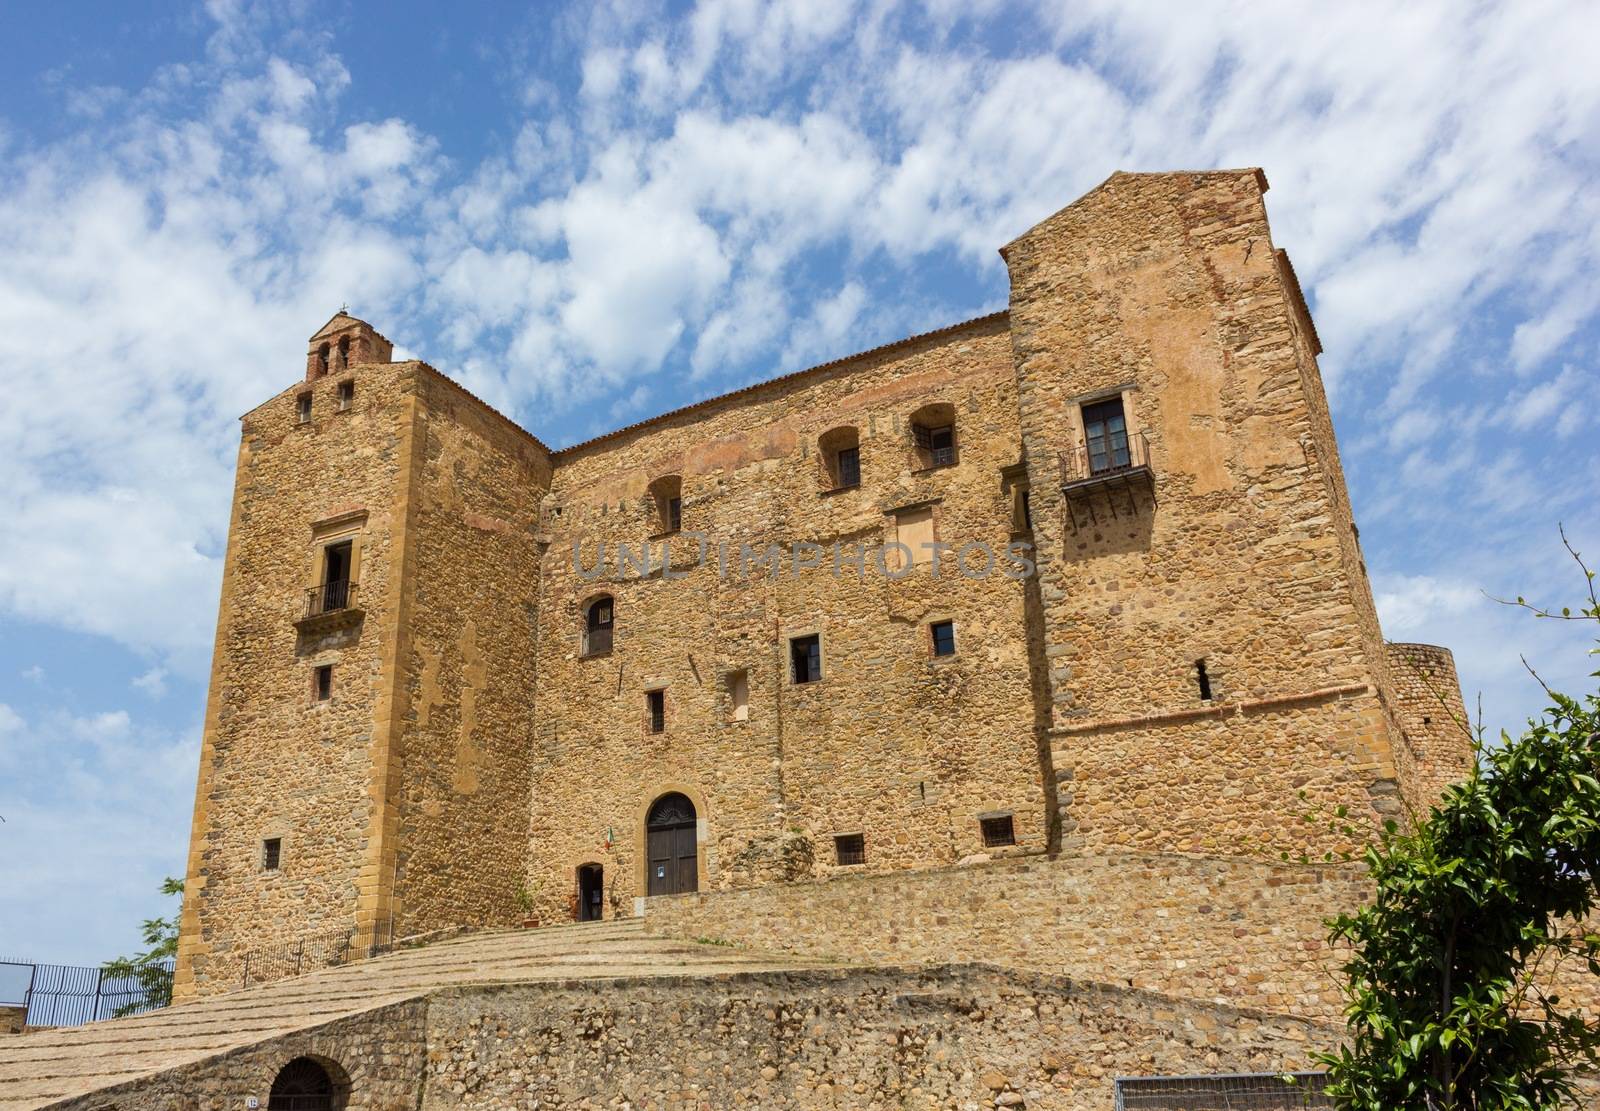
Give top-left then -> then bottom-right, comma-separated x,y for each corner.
391,369 -> 551,936
526,315 -> 1052,922
1385,642 -> 1475,812
176,358 -> 415,999
644,849 -> 1370,1022
423,967 -> 1334,1111
1002,170 -> 1403,859
49,999 -> 429,1111
36,968 -> 1334,1111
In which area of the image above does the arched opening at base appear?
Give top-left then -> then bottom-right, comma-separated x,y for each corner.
646,792 -> 698,896
269,1056 -> 346,1111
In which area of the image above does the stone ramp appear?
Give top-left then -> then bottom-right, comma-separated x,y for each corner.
0,919 -> 834,1110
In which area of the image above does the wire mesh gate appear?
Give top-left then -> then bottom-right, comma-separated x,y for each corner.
1114,1071 -> 1332,1110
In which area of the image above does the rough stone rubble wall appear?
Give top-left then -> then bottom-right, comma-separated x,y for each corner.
421,968 -> 1333,1111
527,316 -> 1052,922
1002,170 -> 1407,859
175,362 -> 415,1000
1385,642 -> 1475,812
47,999 -> 429,1111
55,970 -> 1332,1111
644,849 -> 1370,1023
390,370 -> 551,937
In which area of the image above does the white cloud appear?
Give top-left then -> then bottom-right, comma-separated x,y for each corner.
1,0 -> 1598,752
0,703 -> 198,963
19,666 -> 44,684
133,668 -> 169,699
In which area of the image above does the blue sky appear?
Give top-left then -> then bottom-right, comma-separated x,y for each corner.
0,0 -> 1597,965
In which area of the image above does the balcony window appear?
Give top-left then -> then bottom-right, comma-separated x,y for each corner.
1082,397 -> 1131,475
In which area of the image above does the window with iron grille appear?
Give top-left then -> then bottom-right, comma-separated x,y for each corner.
834,833 -> 865,865
647,689 -> 665,733
790,634 -> 822,684
980,815 -> 1015,847
930,620 -> 957,657
835,445 -> 860,488
313,665 -> 332,702
262,838 -> 282,871
914,423 -> 955,467
667,496 -> 682,532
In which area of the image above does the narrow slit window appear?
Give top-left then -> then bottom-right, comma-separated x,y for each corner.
337,380 -> 354,410
727,670 -> 749,722
650,475 -> 683,534
833,833 -> 865,866
980,815 -> 1015,847
296,394 -> 312,424
790,634 -> 822,685
1014,487 -> 1032,532
262,838 -> 282,871
930,620 -> 956,657
313,664 -> 332,702
647,689 -> 665,734
1195,659 -> 1213,701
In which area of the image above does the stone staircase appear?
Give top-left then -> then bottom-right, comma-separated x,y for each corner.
0,918 -> 834,1110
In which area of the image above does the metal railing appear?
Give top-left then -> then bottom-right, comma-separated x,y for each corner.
238,920 -> 395,989
302,579 -> 357,619
1115,1071 -> 1331,1109
1059,429 -> 1151,486
0,958 -> 174,1028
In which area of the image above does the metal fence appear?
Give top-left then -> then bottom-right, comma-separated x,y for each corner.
1114,1072 -> 1332,1110
238,919 -> 395,989
0,958 -> 175,1028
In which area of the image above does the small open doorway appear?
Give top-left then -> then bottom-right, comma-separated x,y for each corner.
576,863 -> 603,921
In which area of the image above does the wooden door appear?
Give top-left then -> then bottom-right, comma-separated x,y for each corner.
646,793 -> 698,896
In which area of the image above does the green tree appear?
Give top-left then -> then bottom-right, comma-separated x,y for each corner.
101,876 -> 183,1017
1324,536 -> 1600,1109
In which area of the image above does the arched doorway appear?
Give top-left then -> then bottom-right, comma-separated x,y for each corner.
577,862 -> 604,921
268,1057 -> 339,1111
646,792 -> 698,896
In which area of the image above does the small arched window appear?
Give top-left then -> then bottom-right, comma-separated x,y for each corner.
818,426 -> 860,490
337,336 -> 350,367
908,402 -> 957,470
316,343 -> 331,377
648,475 -> 682,534
584,595 -> 614,656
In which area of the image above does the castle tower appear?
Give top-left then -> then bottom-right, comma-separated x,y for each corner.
1001,169 -> 1461,856
173,315 -> 551,1000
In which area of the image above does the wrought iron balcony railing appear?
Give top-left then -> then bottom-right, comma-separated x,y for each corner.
1059,430 -> 1151,488
303,579 -> 358,620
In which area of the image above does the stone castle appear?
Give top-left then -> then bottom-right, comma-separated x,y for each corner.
174,167 -> 1470,997
0,167 -> 1474,1109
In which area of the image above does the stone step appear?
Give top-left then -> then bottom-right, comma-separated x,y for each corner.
0,919 -> 840,1109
